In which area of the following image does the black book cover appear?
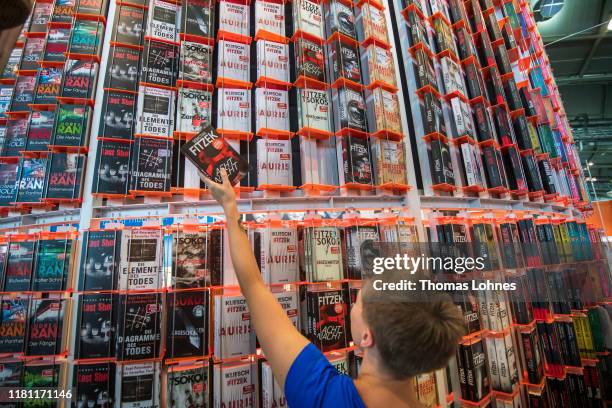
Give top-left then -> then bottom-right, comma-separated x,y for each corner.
492,106 -> 515,146
513,114 -> 532,150
74,363 -> 115,407
481,145 -> 503,188
32,239 -> 71,292
4,117 -> 29,157
114,4 -> 146,46
0,298 -> 28,353
105,46 -> 141,91
502,146 -> 527,191
181,126 -> 249,185
330,41 -> 361,83
98,90 -> 136,140
80,230 -> 121,291
493,46 -> 511,75
69,20 -> 103,56
15,158 -> 46,203
429,139 -> 454,185
52,104 -> 90,147
44,153 -> 85,200
141,40 -> 179,88
92,139 -> 131,195
181,0 -> 215,38
4,240 -> 35,291
414,49 -> 437,91
520,87 -> 537,117
421,93 -> 445,135
0,163 -> 19,206
522,154 -> 543,192
471,339 -> 489,401
0,361 -> 22,408
52,0 -> 75,24
129,137 -> 172,192
44,27 -> 71,62
455,26 -> 474,61
462,342 -> 475,401
11,75 -> 37,112
521,330 -> 542,384
538,159 -> 556,194
77,293 -> 115,359
503,79 -> 522,112
34,67 -> 63,105
326,0 -> 356,39
302,289 -> 348,352
457,347 -> 468,400
1,48 -> 21,80
76,0 -> 109,15
22,364 -> 60,408
166,291 -> 208,358
20,37 -> 45,71
116,293 -> 162,361
295,37 -> 325,81
26,299 -> 65,356
464,61 -> 484,100
172,232 -> 210,288
61,59 -> 98,100
337,87 -> 366,131
342,136 -> 372,184
406,8 -> 428,46
26,111 -> 55,151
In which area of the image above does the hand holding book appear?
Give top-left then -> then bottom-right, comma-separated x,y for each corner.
198,168 -> 238,216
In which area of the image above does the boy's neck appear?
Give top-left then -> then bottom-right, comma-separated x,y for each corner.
354,353 -> 424,408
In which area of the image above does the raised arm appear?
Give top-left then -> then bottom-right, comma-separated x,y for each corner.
203,169 -> 309,387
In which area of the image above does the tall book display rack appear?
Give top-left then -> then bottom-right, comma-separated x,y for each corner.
0,0 -> 608,407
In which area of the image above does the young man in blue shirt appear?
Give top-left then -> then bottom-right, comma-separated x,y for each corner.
203,169 -> 465,408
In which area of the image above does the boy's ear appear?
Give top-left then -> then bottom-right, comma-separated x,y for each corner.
360,326 -> 375,349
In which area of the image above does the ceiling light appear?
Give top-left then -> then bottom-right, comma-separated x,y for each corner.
608,18 -> 612,31
588,162 -> 594,166
591,177 -> 598,182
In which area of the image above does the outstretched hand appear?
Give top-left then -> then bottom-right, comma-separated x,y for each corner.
199,168 -> 237,213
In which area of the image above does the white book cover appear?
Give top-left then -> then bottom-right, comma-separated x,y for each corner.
497,290 -> 510,329
259,227 -> 299,283
379,88 -> 401,134
257,139 -> 292,187
452,98 -> 467,137
257,40 -> 289,83
217,88 -> 251,132
311,227 -> 343,281
136,85 -> 175,138
298,88 -> 330,132
147,0 -> 178,42
214,294 -> 254,358
485,289 -> 502,332
217,39 -> 250,82
255,0 -> 285,37
213,362 -> 256,408
485,337 -> 501,391
176,87 -> 212,133
461,143 -> 477,186
476,290 -> 490,330
118,229 -> 163,290
261,361 -> 285,408
462,100 -> 476,138
116,362 -> 160,408
299,138 -> 320,184
504,332 -> 519,391
255,88 -> 289,132
496,335 -> 512,392
293,0 -> 324,38
319,137 -> 340,185
218,1 -> 250,37
274,290 -> 299,328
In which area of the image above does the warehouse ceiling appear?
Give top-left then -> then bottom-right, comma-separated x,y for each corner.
533,0 -> 612,200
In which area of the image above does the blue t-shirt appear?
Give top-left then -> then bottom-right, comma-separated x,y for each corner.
285,343 -> 367,408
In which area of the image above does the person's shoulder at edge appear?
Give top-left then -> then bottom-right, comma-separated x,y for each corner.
284,343 -> 366,408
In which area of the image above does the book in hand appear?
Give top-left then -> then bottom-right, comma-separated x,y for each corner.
180,126 -> 249,185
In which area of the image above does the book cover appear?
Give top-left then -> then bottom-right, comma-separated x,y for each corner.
32,239 -> 71,292
74,363 -> 115,407
11,75 -> 37,112
329,353 -> 349,374
118,229 -> 163,291
255,0 -> 285,37
26,299 -> 65,356
217,39 -> 250,83
20,37 -> 45,71
259,228 -> 298,284
129,137 -> 173,192
29,2 -> 54,32
0,298 -> 28,353
34,67 -> 62,105
136,85 -> 175,138
105,46 -> 141,91
312,227 -> 343,281
44,152 -> 85,200
99,90 -> 136,140
301,289 -> 348,351
117,362 -> 160,408
0,85 -> 14,118
275,290 -> 300,328
141,40 -> 178,87
52,104 -> 90,147
256,139 -> 293,186
69,20 -> 103,55
167,364 -> 209,408
44,27 -> 70,62
345,226 -> 379,279
295,38 -> 325,81
326,0 -> 355,38
366,45 -> 395,87
257,41 -> 289,83
336,87 -> 367,131
114,4 -> 146,46
255,88 -> 289,133
62,59 -> 98,100
360,3 -> 388,43
293,0 -> 324,39
341,136 -> 372,184
76,0 -> 109,15
216,88 -> 251,132
213,294 -> 254,358
213,362 -> 256,408
22,364 -> 59,408
181,0 -> 215,38
77,293 -> 114,359
3,117 -> 28,157
80,230 -> 121,291
181,126 -> 249,185
2,48 -> 22,80
0,361 -> 22,408
218,1 -> 250,37
172,232 -> 210,288
330,40 -> 361,83
166,290 -> 208,358
415,372 -> 438,408
15,158 -> 46,203
429,139 -> 454,185
297,88 -> 330,132
147,0 -> 178,42
481,145 -> 506,189
26,111 -> 55,151
179,41 -> 213,84
116,293 -> 162,361
421,92 -> 445,135
0,163 -> 18,206
370,88 -> 402,134
502,146 -> 527,191
92,139 -> 131,195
